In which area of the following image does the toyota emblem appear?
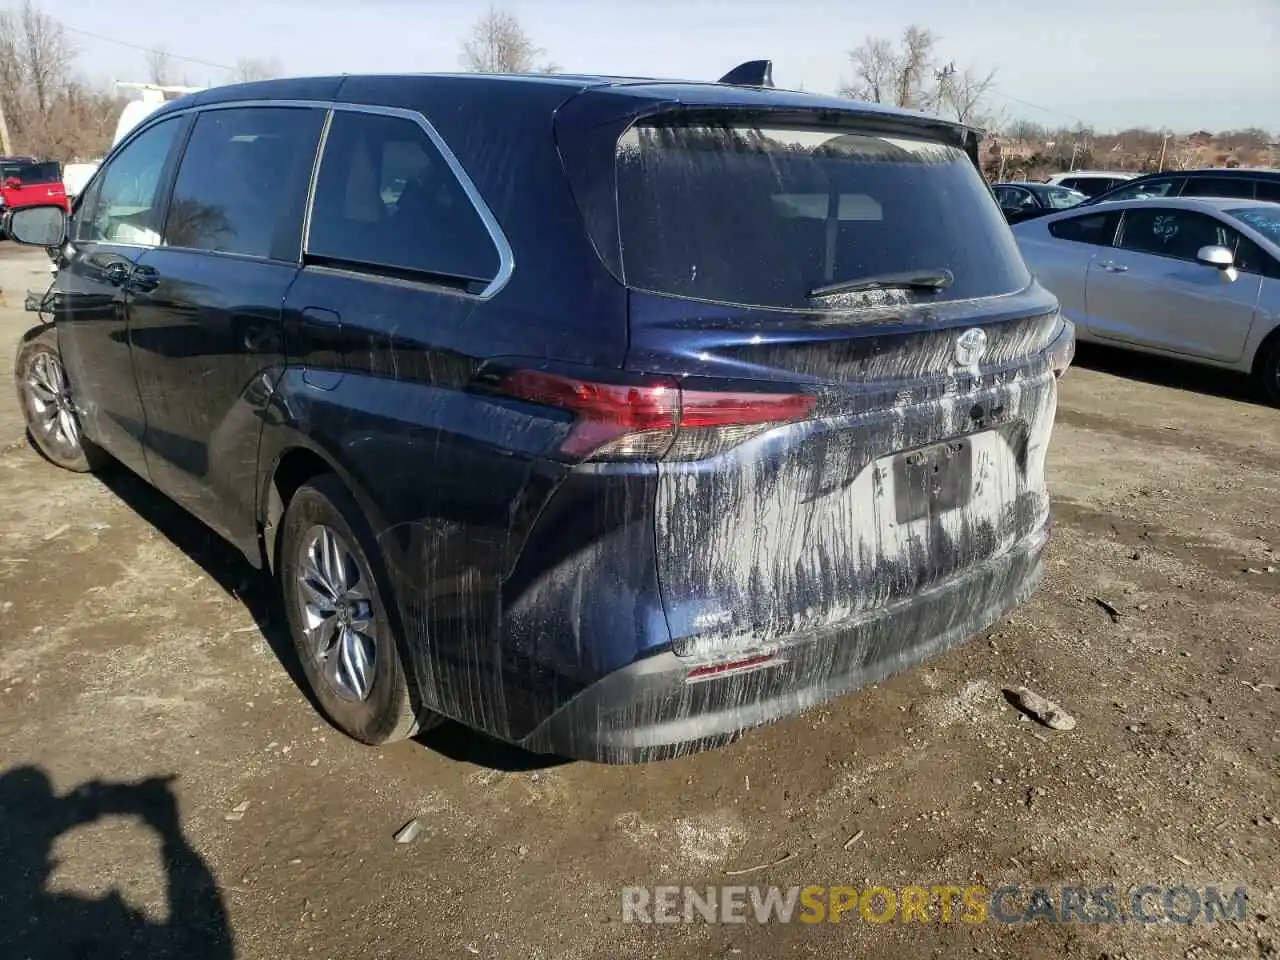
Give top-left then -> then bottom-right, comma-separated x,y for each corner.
954,327 -> 988,368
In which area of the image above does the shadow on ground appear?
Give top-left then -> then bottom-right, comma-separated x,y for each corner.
0,765 -> 233,959
91,464 -> 566,773
1074,341 -> 1269,407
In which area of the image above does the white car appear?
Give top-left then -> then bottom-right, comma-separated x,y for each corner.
57,84 -> 203,201
1013,197 -> 1280,403
1044,171 -> 1136,198
61,161 -> 101,199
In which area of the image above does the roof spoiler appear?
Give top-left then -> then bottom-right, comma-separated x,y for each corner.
718,60 -> 774,88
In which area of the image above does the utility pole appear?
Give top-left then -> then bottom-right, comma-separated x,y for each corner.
1157,130 -> 1171,172
0,98 -> 11,156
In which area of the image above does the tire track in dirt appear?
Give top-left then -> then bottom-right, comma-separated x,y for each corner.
1055,406 -> 1280,473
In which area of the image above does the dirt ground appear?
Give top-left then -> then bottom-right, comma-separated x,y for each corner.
0,242 -> 1275,960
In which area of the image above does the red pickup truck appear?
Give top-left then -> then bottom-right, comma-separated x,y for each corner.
0,159 -> 70,215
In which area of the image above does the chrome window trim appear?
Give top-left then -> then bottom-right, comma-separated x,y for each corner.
308,103 -> 514,300
69,112 -> 190,253
300,107 -> 335,264
94,98 -> 515,299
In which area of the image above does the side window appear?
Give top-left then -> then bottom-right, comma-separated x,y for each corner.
74,117 -> 184,245
994,186 -> 1025,211
164,107 -> 326,260
1117,208 -> 1227,261
1062,178 -> 1103,197
1255,181 -> 1280,204
1182,177 -> 1256,200
1103,178 -> 1178,202
1233,236 -> 1279,279
1011,188 -> 1037,210
307,110 -> 501,289
1048,211 -> 1120,246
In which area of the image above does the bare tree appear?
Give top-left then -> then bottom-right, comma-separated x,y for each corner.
936,62 -> 998,126
1004,118 -> 1047,144
840,25 -> 939,111
840,36 -> 896,104
231,56 -> 281,83
459,7 -> 556,74
894,25 -> 936,111
16,0 -> 73,114
0,0 -> 106,158
146,45 -> 174,85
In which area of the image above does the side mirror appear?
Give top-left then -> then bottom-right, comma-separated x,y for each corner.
1196,245 -> 1235,268
7,204 -> 68,247
1196,244 -> 1239,283
4,177 -> 21,189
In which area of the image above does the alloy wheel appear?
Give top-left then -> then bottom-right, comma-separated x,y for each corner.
296,525 -> 378,702
26,349 -> 81,451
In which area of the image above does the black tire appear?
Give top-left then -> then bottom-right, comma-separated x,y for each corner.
1259,339 -> 1280,407
278,474 -> 431,744
13,325 -> 107,473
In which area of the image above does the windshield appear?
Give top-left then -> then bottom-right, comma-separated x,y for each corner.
1228,206 -> 1280,246
615,119 -> 1029,311
1,160 -> 61,184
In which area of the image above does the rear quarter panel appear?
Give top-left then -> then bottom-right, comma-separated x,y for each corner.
1014,220 -> 1095,332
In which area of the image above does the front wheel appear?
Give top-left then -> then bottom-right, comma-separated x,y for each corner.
1259,339 -> 1280,407
278,474 -> 435,744
14,325 -> 106,472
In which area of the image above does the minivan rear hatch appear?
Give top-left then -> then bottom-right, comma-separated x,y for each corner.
555,90 -> 1063,658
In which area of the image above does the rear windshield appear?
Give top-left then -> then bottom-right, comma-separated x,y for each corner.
615,119 -> 1029,311
2,160 -> 61,184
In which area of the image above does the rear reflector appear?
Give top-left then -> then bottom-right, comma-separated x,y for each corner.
498,369 -> 815,461
685,653 -> 783,683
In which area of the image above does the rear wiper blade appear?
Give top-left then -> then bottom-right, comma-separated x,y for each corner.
807,269 -> 954,299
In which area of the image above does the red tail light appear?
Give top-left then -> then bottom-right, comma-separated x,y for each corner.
498,369 -> 816,461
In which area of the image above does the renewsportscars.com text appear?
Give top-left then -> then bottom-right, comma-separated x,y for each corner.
621,884 -> 1248,925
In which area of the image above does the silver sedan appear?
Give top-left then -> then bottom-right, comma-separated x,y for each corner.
1012,197 -> 1280,403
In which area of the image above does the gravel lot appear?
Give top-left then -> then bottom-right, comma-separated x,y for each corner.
0,244 -> 1276,959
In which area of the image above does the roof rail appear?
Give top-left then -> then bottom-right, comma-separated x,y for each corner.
718,60 -> 774,88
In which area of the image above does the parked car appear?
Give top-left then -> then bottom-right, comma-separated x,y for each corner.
993,181 -> 1087,223
0,159 -> 69,216
1013,197 -> 1280,403
1044,171 -> 1136,197
8,68 -> 1072,762
1085,168 -> 1280,206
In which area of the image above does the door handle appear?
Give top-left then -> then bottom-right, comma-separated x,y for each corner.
1099,261 -> 1129,273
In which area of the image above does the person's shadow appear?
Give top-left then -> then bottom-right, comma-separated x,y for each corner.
0,766 -> 234,959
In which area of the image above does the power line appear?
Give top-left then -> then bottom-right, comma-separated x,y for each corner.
988,85 -> 1094,128
61,25 -> 236,74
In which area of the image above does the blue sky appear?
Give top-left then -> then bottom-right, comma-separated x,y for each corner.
40,0 -> 1279,133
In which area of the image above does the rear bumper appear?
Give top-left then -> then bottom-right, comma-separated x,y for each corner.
520,519 -> 1049,763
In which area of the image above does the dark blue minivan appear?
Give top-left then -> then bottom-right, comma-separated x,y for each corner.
9,68 -> 1072,762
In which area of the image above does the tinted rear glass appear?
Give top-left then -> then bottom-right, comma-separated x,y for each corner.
3,161 -> 60,184
1182,177 -> 1256,200
615,120 -> 1029,311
